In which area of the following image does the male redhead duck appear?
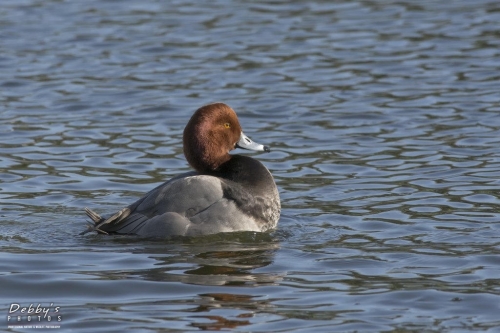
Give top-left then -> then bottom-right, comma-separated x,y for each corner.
83,102 -> 280,237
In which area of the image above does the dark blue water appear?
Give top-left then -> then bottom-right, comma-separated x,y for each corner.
2,0 -> 500,332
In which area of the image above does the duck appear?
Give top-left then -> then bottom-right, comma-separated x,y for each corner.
83,102 -> 281,237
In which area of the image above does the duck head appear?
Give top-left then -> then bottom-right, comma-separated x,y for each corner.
183,103 -> 270,173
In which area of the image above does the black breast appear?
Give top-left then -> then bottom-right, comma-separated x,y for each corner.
208,155 -> 279,226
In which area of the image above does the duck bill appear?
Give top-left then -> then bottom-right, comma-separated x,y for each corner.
236,131 -> 271,152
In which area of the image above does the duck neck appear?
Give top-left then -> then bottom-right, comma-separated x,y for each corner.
184,137 -> 231,173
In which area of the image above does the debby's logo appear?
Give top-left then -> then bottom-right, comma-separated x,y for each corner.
6,303 -> 62,329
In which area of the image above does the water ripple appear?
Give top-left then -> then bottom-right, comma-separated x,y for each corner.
2,0 -> 500,332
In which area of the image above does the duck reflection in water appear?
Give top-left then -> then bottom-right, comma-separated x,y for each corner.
190,293 -> 264,330
117,233 -> 283,287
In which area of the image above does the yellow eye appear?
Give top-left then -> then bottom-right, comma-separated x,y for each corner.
224,123 -> 231,129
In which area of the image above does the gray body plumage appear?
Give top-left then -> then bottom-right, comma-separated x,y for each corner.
84,156 -> 280,237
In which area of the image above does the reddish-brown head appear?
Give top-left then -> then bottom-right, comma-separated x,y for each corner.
183,103 -> 243,172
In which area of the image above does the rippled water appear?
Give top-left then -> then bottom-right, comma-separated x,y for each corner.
2,0 -> 500,332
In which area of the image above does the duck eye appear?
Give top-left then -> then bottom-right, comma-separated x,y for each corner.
224,123 -> 231,129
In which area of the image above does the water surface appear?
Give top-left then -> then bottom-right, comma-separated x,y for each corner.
1,0 -> 500,332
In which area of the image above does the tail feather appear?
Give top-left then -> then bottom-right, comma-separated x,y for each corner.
81,207 -> 132,235
81,207 -> 109,235
85,207 -> 102,223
